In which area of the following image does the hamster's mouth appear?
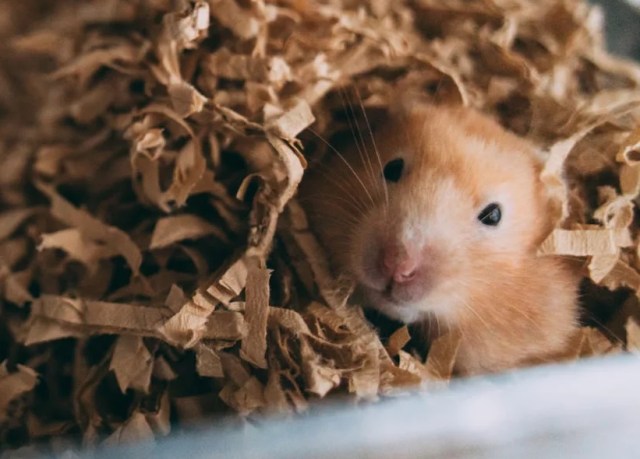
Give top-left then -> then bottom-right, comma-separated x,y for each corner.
357,283 -> 398,305
357,283 -> 424,323
367,277 -> 428,306
357,277 -> 414,305
355,266 -> 464,324
381,283 -> 403,303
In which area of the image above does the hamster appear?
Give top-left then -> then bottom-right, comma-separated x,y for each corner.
299,103 -> 579,375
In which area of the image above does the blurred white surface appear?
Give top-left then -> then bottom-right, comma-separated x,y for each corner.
95,355 -> 640,459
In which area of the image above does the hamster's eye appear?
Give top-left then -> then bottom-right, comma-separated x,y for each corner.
478,203 -> 501,226
383,158 -> 404,183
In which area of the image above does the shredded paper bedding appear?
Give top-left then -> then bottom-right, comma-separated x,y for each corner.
1,0 -> 640,452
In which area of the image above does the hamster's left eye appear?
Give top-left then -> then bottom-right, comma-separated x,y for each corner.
478,203 -> 501,226
383,158 -> 404,183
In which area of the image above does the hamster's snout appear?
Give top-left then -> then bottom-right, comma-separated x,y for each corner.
380,244 -> 419,284
368,240 -> 436,305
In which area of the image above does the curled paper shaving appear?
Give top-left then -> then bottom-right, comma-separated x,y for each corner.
0,363 -> 38,422
424,332 -> 462,382
109,335 -> 154,393
0,208 -> 39,241
26,295 -> 170,344
240,259 -> 271,369
149,214 -> 230,249
38,228 -> 121,271
157,285 -> 217,348
539,228 -> 631,256
386,326 -> 411,358
37,183 -> 143,275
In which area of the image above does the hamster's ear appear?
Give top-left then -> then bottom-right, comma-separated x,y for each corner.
387,88 -> 434,120
388,74 -> 467,118
533,147 -> 567,246
530,147 -> 547,175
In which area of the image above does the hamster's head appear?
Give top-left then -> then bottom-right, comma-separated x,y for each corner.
300,104 -> 552,324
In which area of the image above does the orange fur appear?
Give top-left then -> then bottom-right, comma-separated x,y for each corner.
299,104 -> 579,375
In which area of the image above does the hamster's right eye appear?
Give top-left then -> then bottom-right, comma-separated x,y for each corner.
383,158 -> 404,183
478,203 -> 502,226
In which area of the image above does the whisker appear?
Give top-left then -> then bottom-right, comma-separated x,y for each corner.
457,277 -> 551,332
300,204 -> 365,230
340,88 -> 378,200
580,313 -> 625,347
353,85 -> 389,210
459,298 -> 494,334
307,160 -> 373,213
306,126 -> 376,206
302,210 -> 363,229
297,194 -> 366,216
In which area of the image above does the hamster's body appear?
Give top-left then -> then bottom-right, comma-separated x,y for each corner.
299,104 -> 579,375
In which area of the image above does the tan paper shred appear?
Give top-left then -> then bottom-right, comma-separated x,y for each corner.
38,229 -> 121,271
625,318 -> 640,352
0,363 -> 38,422
146,390 -> 172,436
613,129 -> 640,198
386,326 -> 411,358
0,208 -> 39,241
581,327 -> 621,356
424,332 -> 462,382
102,412 -> 155,448
593,192 -> 634,230
266,100 -> 316,140
601,260 -> 640,293
302,355 -> 342,398
265,135 -> 306,212
263,370 -> 292,414
51,44 -> 142,86
396,351 -> 428,376
26,296 -> 169,344
588,254 -> 620,284
539,228 -> 629,256
195,343 -> 224,378
3,0 -> 640,450
204,49 -> 292,86
37,184 -> 142,275
1,268 -> 34,305
615,128 -> 640,165
168,81 -> 207,118
109,335 -> 154,393
540,131 -> 591,224
157,285 -> 217,347
203,310 -> 247,340
619,164 -> 640,198
240,260 -> 270,369
168,0 -> 210,49
149,214 -> 229,249
209,0 -> 261,40
207,258 -> 249,306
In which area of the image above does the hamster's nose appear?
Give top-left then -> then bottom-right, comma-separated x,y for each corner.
380,245 -> 420,284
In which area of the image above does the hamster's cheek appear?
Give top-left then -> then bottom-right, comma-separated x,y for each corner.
472,202 -> 529,257
347,207 -> 386,287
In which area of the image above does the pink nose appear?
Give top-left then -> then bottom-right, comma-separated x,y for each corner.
381,245 -> 420,284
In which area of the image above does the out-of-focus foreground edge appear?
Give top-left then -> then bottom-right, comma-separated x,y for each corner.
94,354 -> 640,459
